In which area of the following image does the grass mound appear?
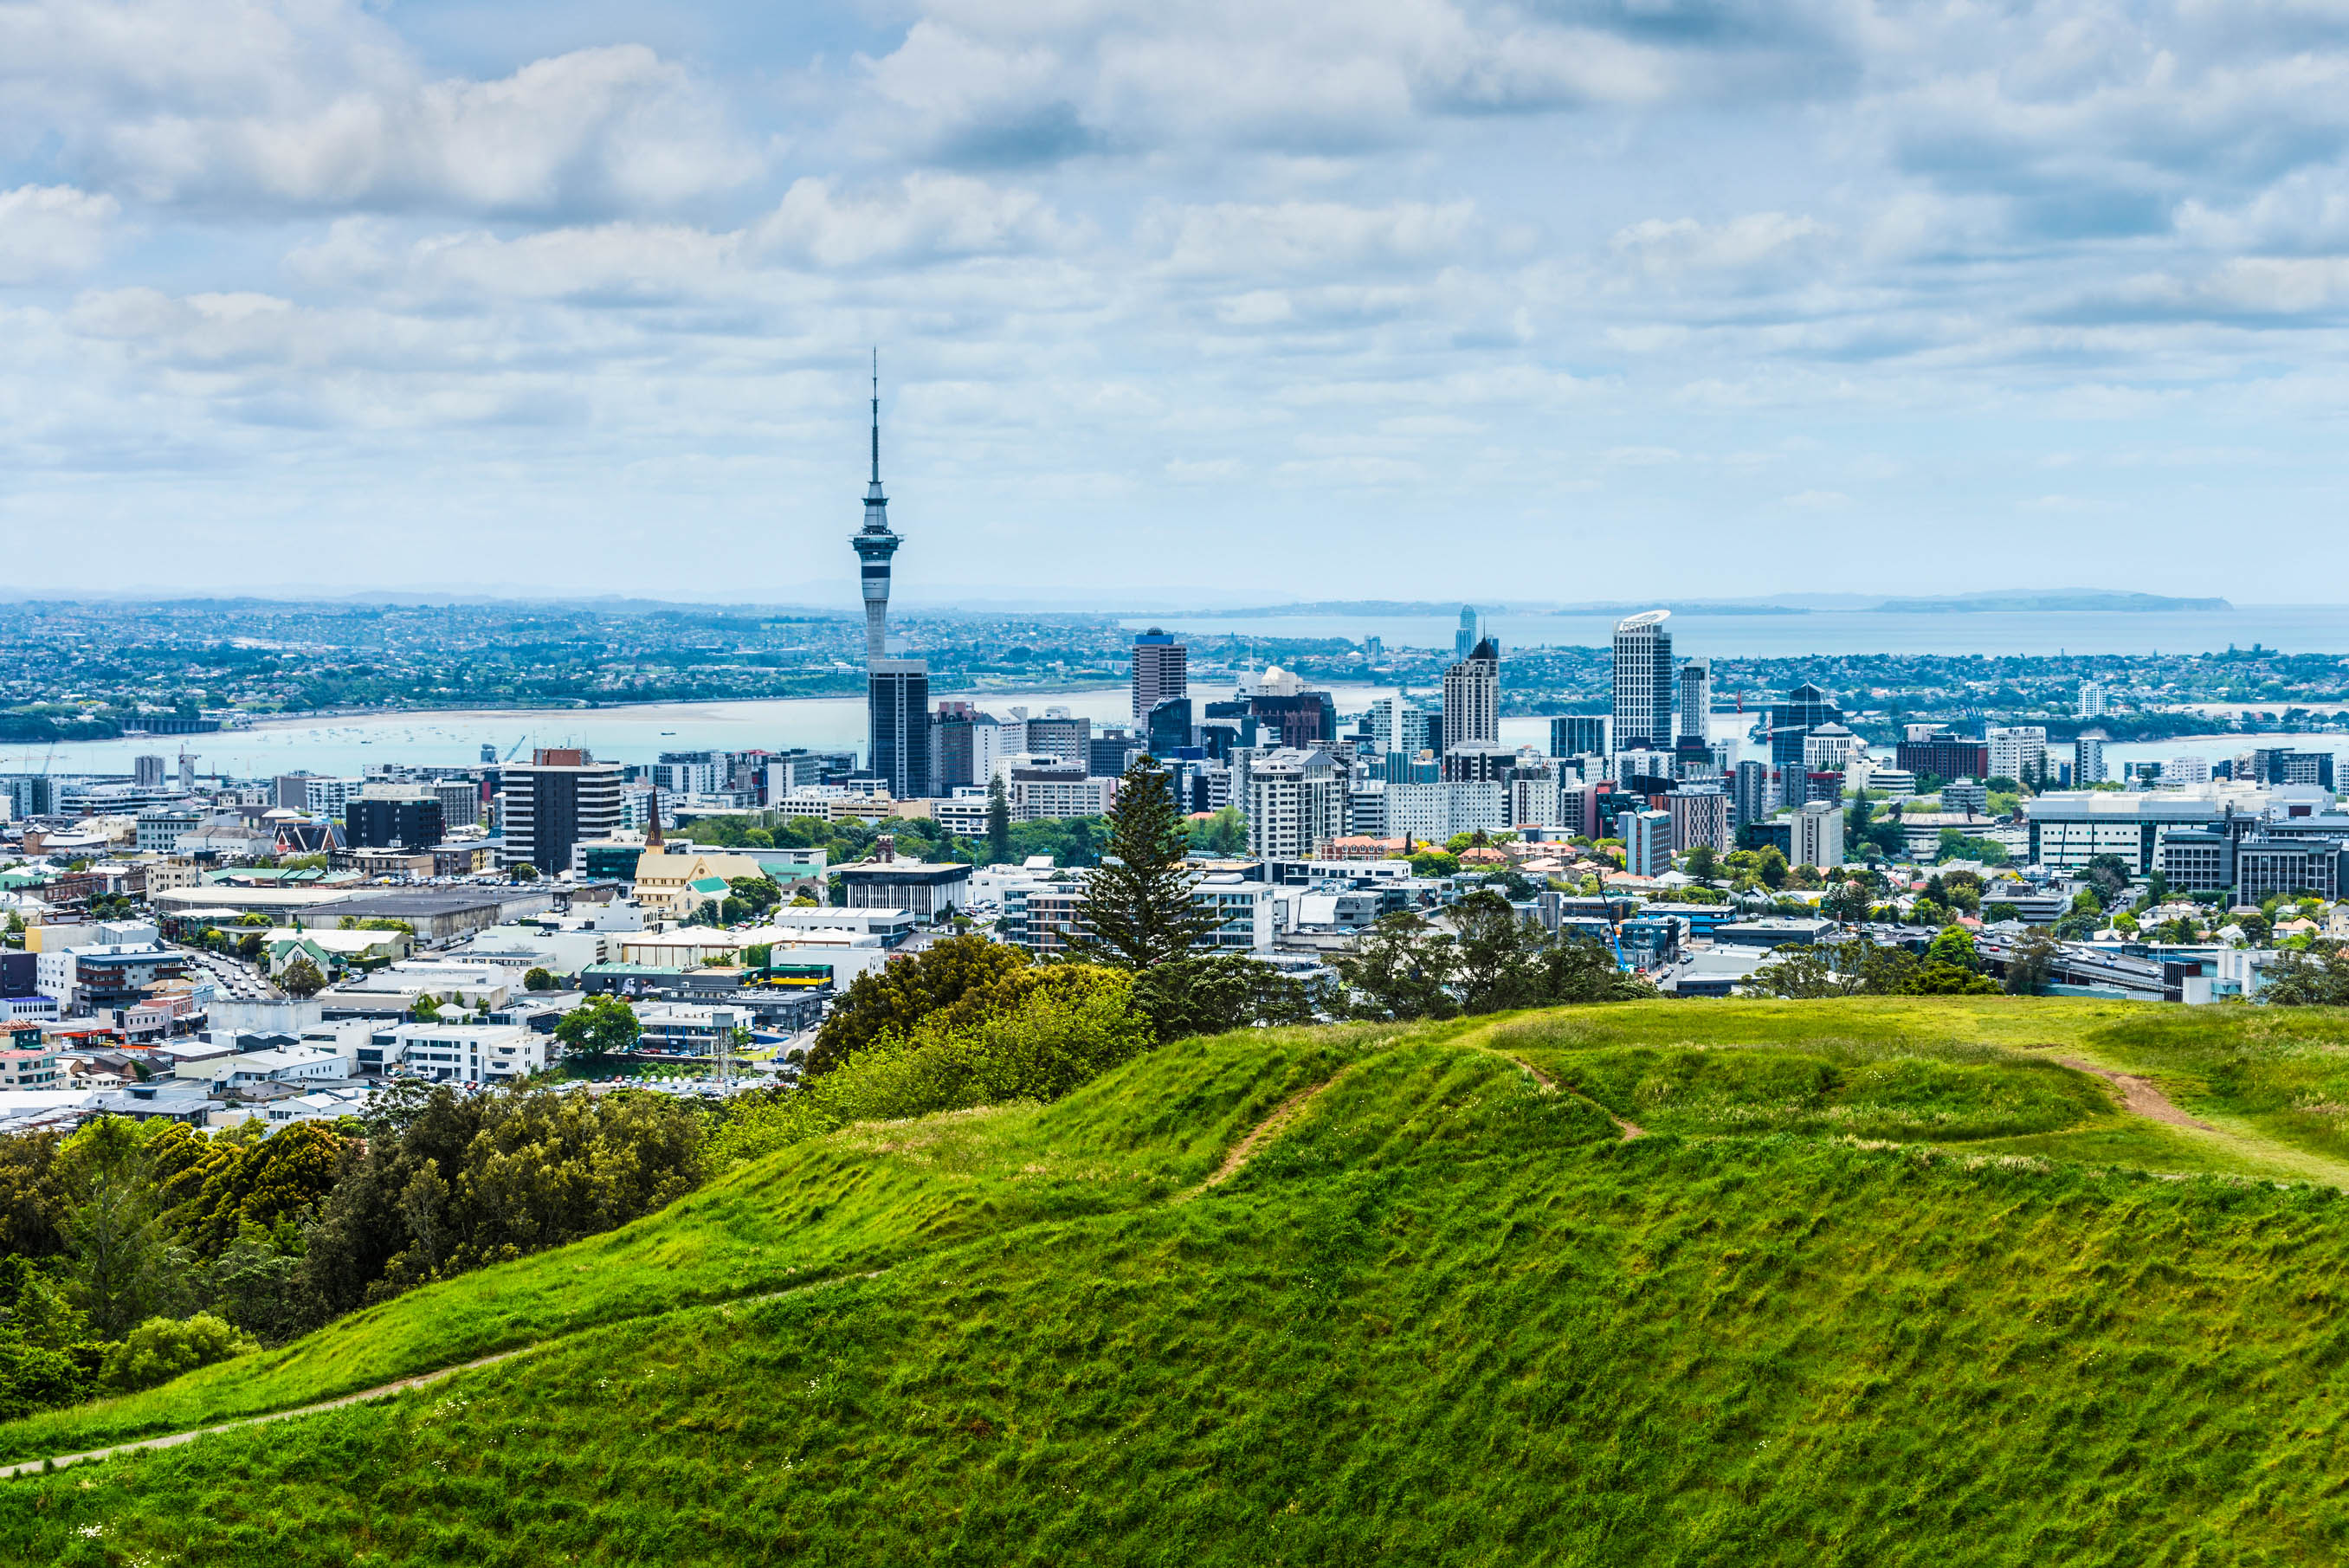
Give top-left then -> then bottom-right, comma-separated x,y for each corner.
13,998 -> 2349,1565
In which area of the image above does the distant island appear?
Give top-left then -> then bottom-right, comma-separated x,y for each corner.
1193,590 -> 2232,618
1872,591 -> 2232,614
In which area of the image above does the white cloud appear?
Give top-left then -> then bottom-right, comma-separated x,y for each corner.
1612,212 -> 1833,278
1145,199 -> 1475,276
0,185 -> 120,282
0,3 -> 755,216
758,173 -> 1079,267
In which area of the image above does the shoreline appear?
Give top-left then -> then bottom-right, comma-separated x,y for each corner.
229,685 -> 1135,734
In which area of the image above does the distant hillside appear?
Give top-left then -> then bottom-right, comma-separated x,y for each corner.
10,998 -> 2349,1563
1873,590 -> 2232,613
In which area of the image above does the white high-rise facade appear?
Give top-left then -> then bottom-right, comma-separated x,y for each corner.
1246,748 -> 1345,858
2077,681 -> 2106,719
1792,799 -> 1845,869
1611,611 -> 1675,752
1988,726 -> 2049,785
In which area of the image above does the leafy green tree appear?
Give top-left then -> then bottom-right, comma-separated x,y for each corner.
1071,758 -> 1219,971
721,875 -> 782,926
1926,925 -> 1981,971
407,992 -> 443,1022
279,953 -> 327,998
1755,846 -> 1789,889
1189,804 -> 1248,856
1821,878 -> 1873,925
554,995 -> 642,1056
1682,844 -> 1719,884
2264,942 -> 2349,1006
985,776 -> 1013,866
302,1083 -> 705,1311
2004,929 -> 2062,996
55,1118 -> 191,1339
508,861 -> 540,883
2081,854 -> 2134,905
805,933 -> 1030,1076
1335,912 -> 1460,1022
523,967 -> 557,991
1130,953 -> 1315,1041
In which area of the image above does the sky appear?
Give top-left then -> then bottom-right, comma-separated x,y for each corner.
5,1 -> 2349,606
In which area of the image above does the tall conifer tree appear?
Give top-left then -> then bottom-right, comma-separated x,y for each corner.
1072,757 -> 1217,969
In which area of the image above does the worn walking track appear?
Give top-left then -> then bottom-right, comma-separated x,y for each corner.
1,1068 -> 1372,1479
2044,1047 -> 2349,1187
0,1349 -> 535,1480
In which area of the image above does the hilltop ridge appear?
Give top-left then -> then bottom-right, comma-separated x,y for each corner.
11,998 -> 2349,1564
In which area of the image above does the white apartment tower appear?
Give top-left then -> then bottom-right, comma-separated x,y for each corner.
1792,799 -> 1845,869
1245,748 -> 1344,859
1988,726 -> 2049,786
1611,610 -> 1675,752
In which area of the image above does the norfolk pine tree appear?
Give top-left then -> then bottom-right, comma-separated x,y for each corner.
1071,757 -> 1218,970
985,775 -> 1013,866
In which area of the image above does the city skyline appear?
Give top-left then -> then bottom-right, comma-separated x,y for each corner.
8,3 -> 2349,600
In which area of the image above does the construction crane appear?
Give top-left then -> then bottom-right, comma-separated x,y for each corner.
501,735 -> 530,763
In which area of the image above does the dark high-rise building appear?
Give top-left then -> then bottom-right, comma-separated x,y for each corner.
1442,637 -> 1500,752
1896,732 -> 1991,783
1765,682 -> 1842,767
1549,715 -> 1610,758
345,791 -> 444,849
1610,611 -> 1675,752
869,663 -> 932,800
500,749 -> 623,874
933,705 -> 998,792
1733,759 -> 1770,827
1090,726 -> 1139,778
1146,696 -> 1194,760
1249,691 -> 1337,749
1132,629 -> 1188,726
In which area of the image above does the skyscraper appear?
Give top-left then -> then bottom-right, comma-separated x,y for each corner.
853,358 -> 932,798
1442,636 -> 1500,752
1132,629 -> 1188,726
869,664 -> 932,799
1676,659 -> 1710,745
1548,715 -> 1610,758
1611,610 -> 1675,752
1455,606 -> 1482,663
500,749 -> 623,873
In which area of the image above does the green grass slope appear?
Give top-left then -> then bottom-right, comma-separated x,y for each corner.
15,999 -> 2349,1565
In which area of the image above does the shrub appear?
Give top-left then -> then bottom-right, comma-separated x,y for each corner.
100,1313 -> 255,1395
714,966 -> 1149,1166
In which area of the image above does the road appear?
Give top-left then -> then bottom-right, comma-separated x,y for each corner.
171,943 -> 281,1003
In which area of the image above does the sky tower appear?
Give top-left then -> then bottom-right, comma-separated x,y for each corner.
851,352 -> 901,664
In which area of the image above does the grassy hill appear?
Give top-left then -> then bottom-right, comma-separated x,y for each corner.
14,997 -> 2349,1564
